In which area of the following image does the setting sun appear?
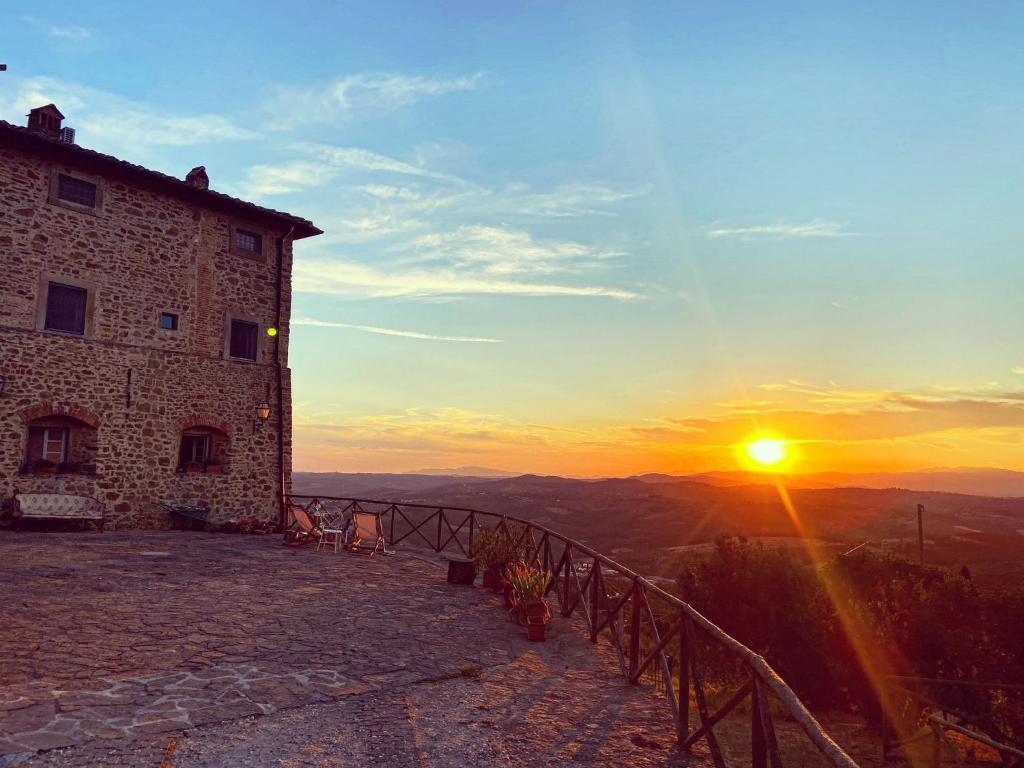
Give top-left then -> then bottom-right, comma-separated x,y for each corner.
745,438 -> 788,467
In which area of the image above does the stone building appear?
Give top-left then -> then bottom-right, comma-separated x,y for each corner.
0,104 -> 322,528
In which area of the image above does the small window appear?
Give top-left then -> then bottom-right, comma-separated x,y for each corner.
177,426 -> 227,474
23,415 -> 98,475
234,229 -> 262,255
44,282 -> 87,335
229,319 -> 259,361
180,433 -> 211,465
27,427 -> 69,463
57,174 -> 98,208
159,312 -> 179,331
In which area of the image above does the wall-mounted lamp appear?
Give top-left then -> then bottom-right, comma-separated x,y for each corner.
253,401 -> 271,433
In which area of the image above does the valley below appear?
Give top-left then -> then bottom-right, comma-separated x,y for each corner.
294,470 -> 1024,585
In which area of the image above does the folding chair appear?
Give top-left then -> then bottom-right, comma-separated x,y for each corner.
283,501 -> 322,547
345,511 -> 389,556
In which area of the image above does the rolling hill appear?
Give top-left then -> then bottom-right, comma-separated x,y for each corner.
294,471 -> 1024,583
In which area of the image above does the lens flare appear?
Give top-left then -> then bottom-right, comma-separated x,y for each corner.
746,438 -> 787,466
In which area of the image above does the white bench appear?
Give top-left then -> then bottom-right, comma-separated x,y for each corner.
13,493 -> 106,531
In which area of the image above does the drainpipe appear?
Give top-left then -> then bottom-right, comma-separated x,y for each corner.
274,227 -> 294,529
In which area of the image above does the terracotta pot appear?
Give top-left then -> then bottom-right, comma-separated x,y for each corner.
35,465 -> 58,475
482,569 -> 497,590
205,464 -> 223,474
484,569 -> 505,593
527,622 -> 546,642
524,601 -> 551,624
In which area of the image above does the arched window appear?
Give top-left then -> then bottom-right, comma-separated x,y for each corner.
177,426 -> 229,474
23,415 -> 98,475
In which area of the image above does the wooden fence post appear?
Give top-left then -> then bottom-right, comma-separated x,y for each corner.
678,612 -> 690,744
629,582 -> 641,681
752,670 -> 767,768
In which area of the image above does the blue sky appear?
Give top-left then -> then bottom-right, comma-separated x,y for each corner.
4,1 -> 1024,474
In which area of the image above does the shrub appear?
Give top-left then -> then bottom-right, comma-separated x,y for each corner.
473,524 -> 527,574
505,562 -> 552,603
675,535 -> 1024,735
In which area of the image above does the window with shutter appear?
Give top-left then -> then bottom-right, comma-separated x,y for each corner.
179,433 -> 211,466
176,426 -> 228,474
26,427 -> 68,463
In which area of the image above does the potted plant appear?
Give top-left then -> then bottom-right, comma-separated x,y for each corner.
33,459 -> 58,475
184,462 -> 203,474
503,573 -> 521,609
505,563 -> 553,641
473,527 -> 523,592
204,460 -> 223,474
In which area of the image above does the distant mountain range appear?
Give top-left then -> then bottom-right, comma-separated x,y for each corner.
411,466 -> 521,478
293,468 -> 1024,583
297,466 -> 1024,498
631,467 -> 1024,498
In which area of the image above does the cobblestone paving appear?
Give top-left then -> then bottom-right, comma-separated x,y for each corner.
0,532 -> 696,767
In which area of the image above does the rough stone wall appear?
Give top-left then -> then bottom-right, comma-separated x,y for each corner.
0,146 -> 297,528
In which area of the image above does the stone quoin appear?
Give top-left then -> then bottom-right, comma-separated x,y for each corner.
0,105 -> 322,528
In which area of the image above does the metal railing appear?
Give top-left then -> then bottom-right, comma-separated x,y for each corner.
290,495 -> 860,768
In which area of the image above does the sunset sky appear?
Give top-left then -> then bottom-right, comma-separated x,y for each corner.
4,2 -> 1024,476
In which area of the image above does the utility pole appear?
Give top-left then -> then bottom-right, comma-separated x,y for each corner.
917,504 -> 925,566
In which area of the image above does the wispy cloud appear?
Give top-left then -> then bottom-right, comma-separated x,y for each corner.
496,182 -> 650,218
1013,367 -> 1024,376
707,219 -> 859,240
22,16 -> 94,42
237,161 -> 339,198
293,258 -> 639,301
292,143 -> 464,183
4,76 -> 256,154
269,72 -> 483,129
409,225 -> 621,276
292,378 -> 1024,474
292,316 -> 502,343
48,24 -> 93,41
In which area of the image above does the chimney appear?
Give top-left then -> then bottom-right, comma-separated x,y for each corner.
27,104 -> 65,139
185,166 -> 209,190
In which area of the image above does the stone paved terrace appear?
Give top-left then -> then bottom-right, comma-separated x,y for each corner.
0,531 -> 706,767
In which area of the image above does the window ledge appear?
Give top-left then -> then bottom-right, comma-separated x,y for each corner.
47,195 -> 101,217
40,327 -> 87,338
19,468 -> 98,477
